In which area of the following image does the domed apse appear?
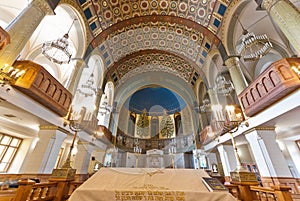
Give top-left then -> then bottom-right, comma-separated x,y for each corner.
124,86 -> 187,116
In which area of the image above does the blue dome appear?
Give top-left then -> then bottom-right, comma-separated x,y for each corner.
125,87 -> 186,115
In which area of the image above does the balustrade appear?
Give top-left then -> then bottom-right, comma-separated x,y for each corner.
238,58 -> 300,117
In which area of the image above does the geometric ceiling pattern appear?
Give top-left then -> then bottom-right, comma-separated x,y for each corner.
107,50 -> 199,86
97,21 -> 205,67
94,0 -> 215,31
78,0 -> 231,88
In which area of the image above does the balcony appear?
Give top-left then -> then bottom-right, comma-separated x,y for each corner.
10,60 -> 72,117
238,58 -> 300,117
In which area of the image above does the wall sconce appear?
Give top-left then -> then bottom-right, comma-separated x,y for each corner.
213,104 -> 256,182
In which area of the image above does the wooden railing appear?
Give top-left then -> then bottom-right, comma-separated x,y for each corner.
0,179 -> 82,201
226,181 -> 296,201
10,60 -> 73,117
238,57 -> 300,117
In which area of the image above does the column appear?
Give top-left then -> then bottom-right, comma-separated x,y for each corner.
110,102 -> 120,139
284,140 -> 300,177
73,140 -> 94,175
217,145 -> 238,181
94,90 -> 103,115
260,0 -> 300,55
245,128 -> 296,188
67,59 -> 86,96
20,126 -> 67,174
225,57 -> 248,96
0,0 -> 56,67
208,88 -> 219,106
208,88 -> 224,122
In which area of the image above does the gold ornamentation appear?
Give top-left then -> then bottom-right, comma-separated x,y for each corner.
160,110 -> 174,138
136,109 -> 150,138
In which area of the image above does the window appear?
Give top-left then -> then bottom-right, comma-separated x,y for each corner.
0,133 -> 22,172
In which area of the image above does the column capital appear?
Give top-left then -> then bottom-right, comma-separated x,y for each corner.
31,0 -> 55,15
261,0 -> 280,10
224,56 -> 240,68
243,126 -> 276,135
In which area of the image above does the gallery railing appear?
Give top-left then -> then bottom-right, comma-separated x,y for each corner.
114,131 -> 195,154
238,57 -> 300,117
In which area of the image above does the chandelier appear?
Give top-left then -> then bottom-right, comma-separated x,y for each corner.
42,19 -> 77,64
214,75 -> 234,96
235,16 -> 272,61
99,95 -> 111,115
199,98 -> 211,113
77,72 -> 97,97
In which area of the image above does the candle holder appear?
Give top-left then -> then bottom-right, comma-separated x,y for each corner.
51,108 -> 82,181
133,145 -> 142,168
216,105 -> 257,182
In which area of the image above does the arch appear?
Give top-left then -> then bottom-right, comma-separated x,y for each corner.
87,54 -> 105,90
113,71 -> 199,137
20,3 -> 87,85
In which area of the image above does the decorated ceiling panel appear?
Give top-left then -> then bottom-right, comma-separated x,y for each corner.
98,21 -> 205,68
107,50 -> 200,86
77,0 -> 231,88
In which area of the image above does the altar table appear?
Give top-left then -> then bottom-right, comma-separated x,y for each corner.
69,168 -> 236,201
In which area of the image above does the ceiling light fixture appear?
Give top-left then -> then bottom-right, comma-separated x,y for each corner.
214,74 -> 234,96
42,19 -> 77,65
235,16 -> 272,62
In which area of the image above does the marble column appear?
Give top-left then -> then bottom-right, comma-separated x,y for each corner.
0,0 -> 55,67
225,57 -> 248,96
261,0 -> 300,55
245,127 -> 298,190
217,145 -> 238,179
20,126 -> 67,174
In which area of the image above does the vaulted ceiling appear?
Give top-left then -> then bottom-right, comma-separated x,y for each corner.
78,0 -> 230,88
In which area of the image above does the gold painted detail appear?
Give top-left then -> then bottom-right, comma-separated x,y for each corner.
136,109 -> 150,138
225,56 -> 239,68
230,171 -> 257,182
262,0 -> 280,10
39,126 -> 59,130
243,127 -> 276,135
115,189 -> 185,201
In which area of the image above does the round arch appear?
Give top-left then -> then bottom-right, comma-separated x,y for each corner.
113,71 -> 199,135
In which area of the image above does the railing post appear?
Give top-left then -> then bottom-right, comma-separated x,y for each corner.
48,178 -> 72,201
271,186 -> 293,201
13,179 -> 36,201
231,181 -> 259,201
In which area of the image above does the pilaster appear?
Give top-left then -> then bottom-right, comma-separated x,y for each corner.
73,140 -> 94,175
217,145 -> 238,178
20,126 -> 67,174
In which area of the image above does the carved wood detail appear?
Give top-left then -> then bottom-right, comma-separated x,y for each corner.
238,58 -> 300,117
12,60 -> 72,117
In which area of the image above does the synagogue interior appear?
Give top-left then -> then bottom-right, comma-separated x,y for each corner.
0,0 -> 300,200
